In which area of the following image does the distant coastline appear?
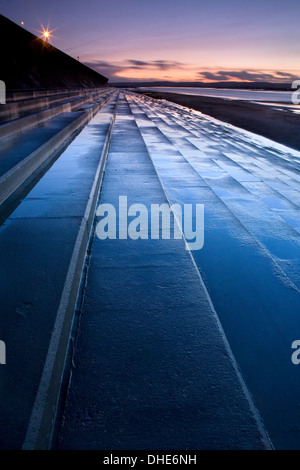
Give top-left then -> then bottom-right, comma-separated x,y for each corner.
135,86 -> 293,103
111,80 -> 294,91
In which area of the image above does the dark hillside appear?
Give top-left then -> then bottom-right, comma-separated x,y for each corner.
0,14 -> 108,89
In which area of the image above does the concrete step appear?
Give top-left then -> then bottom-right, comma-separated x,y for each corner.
0,90 -> 116,208
5,87 -> 110,103
0,89 -> 112,131
0,92 -> 118,449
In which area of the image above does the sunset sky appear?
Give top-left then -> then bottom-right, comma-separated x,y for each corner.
1,0 -> 300,83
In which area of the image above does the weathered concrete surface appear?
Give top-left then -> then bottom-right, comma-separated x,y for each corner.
0,94 -> 118,449
140,91 -> 300,152
2,90 -> 299,450
57,94 -> 271,450
124,92 -> 300,449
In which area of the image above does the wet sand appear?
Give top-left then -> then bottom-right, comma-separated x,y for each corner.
139,91 -> 300,152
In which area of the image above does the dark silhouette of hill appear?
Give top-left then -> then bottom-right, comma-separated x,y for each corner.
0,15 -> 108,89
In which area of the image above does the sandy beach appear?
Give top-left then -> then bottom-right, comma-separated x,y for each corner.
139,90 -> 300,152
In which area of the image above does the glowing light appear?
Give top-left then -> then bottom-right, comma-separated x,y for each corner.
38,23 -> 56,44
21,21 -> 24,25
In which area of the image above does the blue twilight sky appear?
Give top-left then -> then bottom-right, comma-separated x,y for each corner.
1,0 -> 300,83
